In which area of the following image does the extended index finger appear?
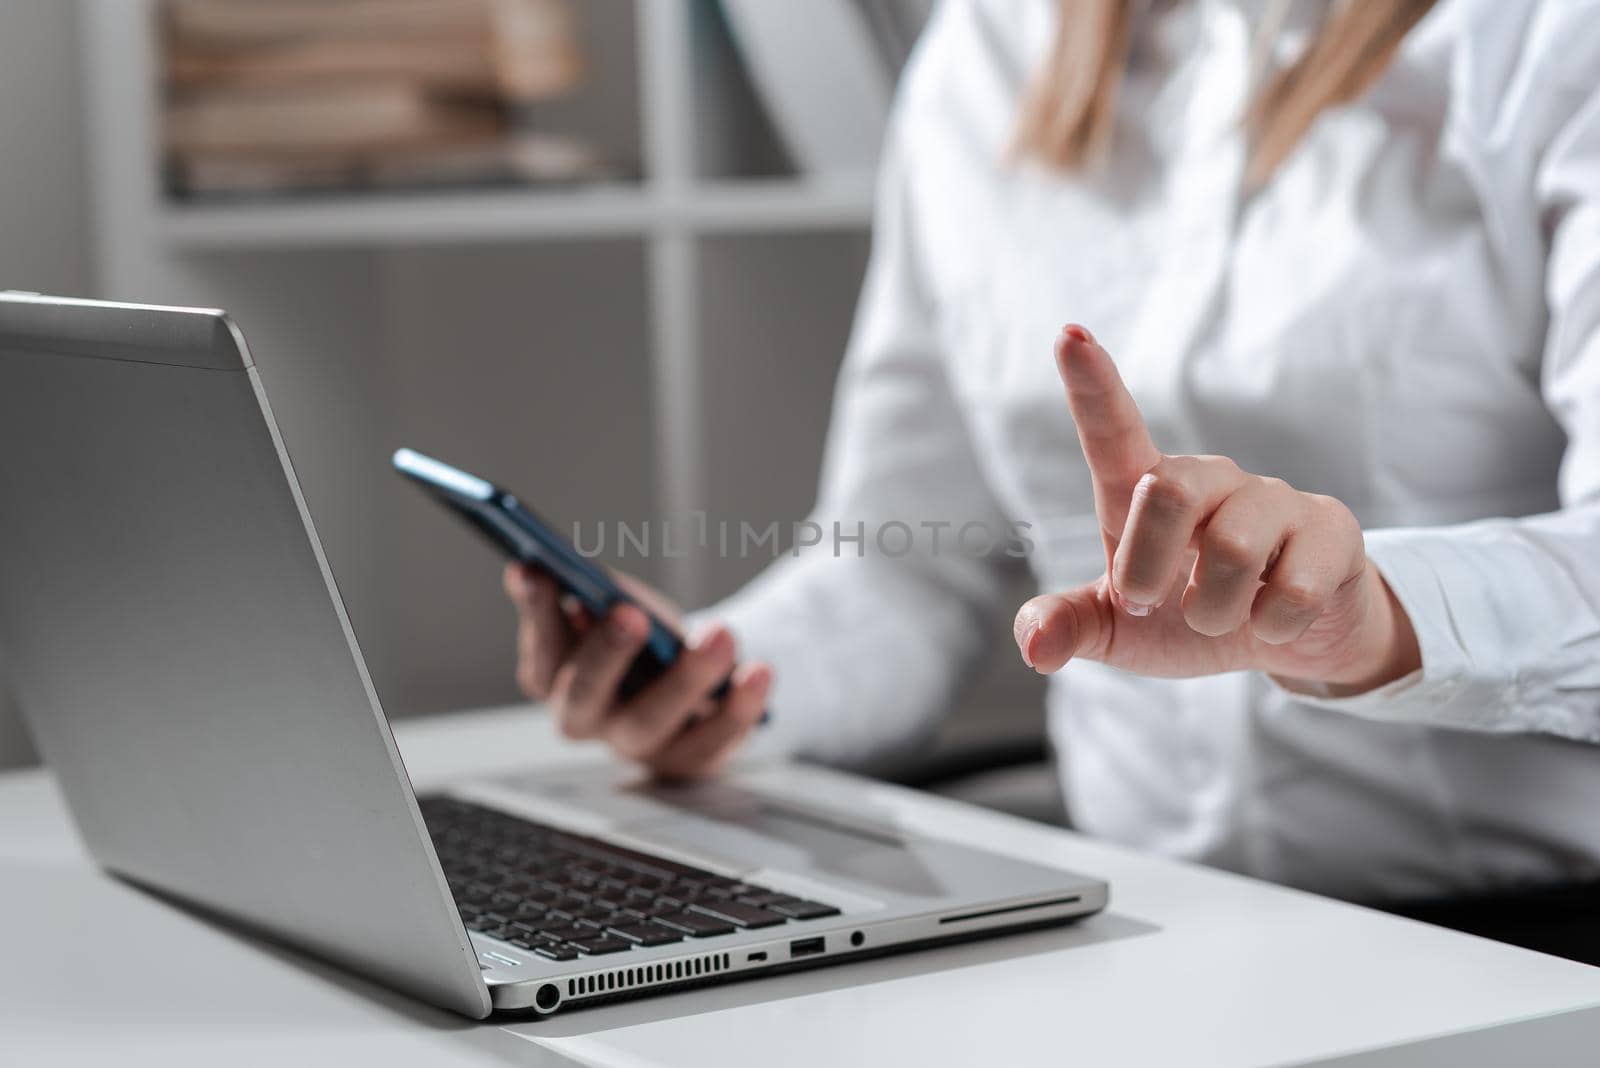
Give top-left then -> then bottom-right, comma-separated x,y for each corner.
1055,324 -> 1161,535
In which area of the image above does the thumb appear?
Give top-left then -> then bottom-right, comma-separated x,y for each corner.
1014,583 -> 1111,674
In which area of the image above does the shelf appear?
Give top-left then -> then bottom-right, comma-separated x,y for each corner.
158,176 -> 875,250
686,176 -> 877,233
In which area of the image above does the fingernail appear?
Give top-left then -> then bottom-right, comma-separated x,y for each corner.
747,663 -> 773,697
692,623 -> 731,654
1060,323 -> 1094,345
610,605 -> 646,641
1015,620 -> 1037,668
1116,590 -> 1154,617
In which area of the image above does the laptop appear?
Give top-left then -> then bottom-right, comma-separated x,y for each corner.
0,292 -> 1107,1019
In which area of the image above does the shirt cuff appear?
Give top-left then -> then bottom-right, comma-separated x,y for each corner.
682,598 -> 809,765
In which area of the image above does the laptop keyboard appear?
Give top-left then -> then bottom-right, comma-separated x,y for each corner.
419,796 -> 840,961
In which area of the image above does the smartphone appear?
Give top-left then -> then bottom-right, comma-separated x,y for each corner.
393,448 -> 750,711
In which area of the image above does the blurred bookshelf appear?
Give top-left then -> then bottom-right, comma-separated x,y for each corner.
145,0 -> 883,248
75,0 -> 897,721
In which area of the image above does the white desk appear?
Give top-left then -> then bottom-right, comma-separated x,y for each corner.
6,706 -> 1600,1067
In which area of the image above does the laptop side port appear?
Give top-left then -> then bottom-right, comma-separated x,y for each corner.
790,937 -> 825,958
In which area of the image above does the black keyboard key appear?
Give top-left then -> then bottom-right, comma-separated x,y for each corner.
538,925 -> 593,942
534,943 -> 581,961
606,922 -> 685,946
735,892 -> 787,907
568,936 -> 632,955
768,899 -> 842,920
423,795 -> 762,945
653,911 -> 737,937
688,901 -> 787,928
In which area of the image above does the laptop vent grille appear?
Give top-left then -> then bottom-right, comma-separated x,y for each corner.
567,951 -> 731,999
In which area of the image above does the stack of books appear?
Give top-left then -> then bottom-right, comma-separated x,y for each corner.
161,0 -> 605,198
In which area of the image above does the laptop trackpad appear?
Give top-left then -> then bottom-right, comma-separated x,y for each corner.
633,784 -> 946,898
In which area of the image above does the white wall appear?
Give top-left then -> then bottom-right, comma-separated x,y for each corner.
0,1 -> 90,768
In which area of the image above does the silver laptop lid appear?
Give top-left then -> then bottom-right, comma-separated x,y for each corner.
0,293 -> 489,1018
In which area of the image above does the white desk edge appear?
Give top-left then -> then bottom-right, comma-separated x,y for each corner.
4,705 -> 1599,1068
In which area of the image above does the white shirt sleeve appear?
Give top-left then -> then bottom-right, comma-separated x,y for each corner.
1286,70 -> 1600,742
697,119 -> 1021,769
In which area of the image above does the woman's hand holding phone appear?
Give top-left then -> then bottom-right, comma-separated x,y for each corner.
1014,325 -> 1422,695
504,564 -> 771,779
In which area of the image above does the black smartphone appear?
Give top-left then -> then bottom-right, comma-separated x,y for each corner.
392,448 -> 753,711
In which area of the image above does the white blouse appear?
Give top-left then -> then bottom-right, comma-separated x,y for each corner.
713,0 -> 1600,903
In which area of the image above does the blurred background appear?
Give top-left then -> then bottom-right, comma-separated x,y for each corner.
0,0 -> 1045,808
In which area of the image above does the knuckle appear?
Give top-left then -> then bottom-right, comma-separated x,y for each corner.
1203,526 -> 1260,571
1256,475 -> 1293,497
1315,495 -> 1362,538
1198,454 -> 1242,476
1137,471 -> 1195,516
1272,577 -> 1325,615
1151,455 -> 1193,477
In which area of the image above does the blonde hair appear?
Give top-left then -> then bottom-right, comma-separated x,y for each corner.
1014,0 -> 1437,185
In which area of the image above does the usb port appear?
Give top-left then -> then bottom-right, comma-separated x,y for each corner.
790,937 -> 825,958
746,951 -> 768,962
